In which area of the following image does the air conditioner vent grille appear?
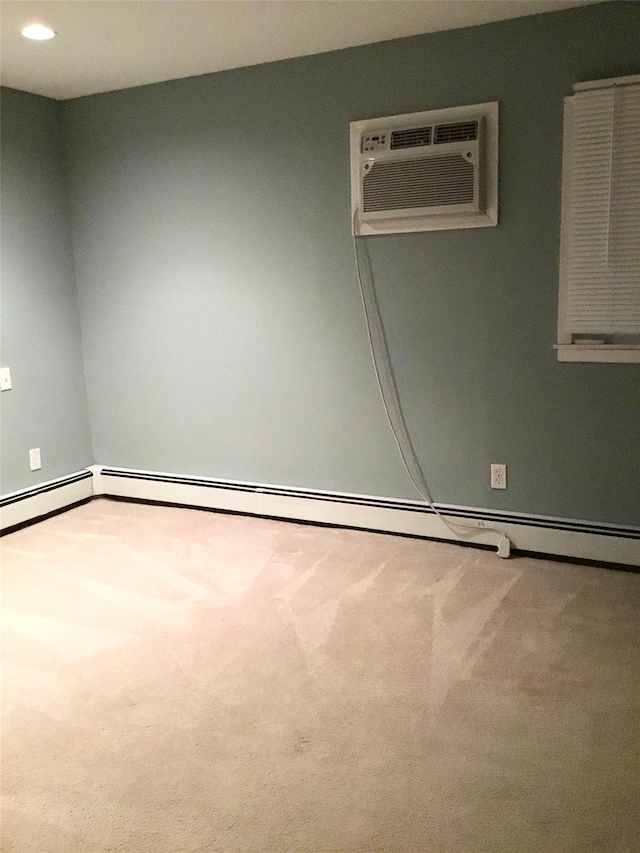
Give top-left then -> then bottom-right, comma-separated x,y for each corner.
434,121 -> 478,144
390,126 -> 432,149
362,154 -> 475,212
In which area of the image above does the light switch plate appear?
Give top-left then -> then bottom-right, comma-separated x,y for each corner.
29,448 -> 42,471
0,367 -> 11,391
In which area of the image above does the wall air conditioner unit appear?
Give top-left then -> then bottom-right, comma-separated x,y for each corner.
350,101 -> 498,235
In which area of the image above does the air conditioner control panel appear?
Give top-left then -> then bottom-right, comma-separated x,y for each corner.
361,133 -> 389,153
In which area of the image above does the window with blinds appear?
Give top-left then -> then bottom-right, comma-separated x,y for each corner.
557,75 -> 640,363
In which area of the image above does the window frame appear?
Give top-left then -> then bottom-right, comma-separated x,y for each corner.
556,74 -> 640,364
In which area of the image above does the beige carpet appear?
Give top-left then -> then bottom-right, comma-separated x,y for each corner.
1,498 -> 639,852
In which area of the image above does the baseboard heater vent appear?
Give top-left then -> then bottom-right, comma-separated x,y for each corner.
0,470 -> 94,534
96,467 -> 640,568
2,466 -> 638,568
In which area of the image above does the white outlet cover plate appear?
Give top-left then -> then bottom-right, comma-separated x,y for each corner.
29,448 -> 42,471
491,463 -> 507,489
0,367 -> 12,391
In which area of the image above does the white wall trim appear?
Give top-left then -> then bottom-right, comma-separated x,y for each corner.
0,470 -> 94,532
555,345 -> 640,363
574,74 -> 640,92
96,467 -> 640,568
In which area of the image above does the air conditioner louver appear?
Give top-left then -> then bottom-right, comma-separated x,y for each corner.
390,126 -> 432,149
434,121 -> 478,144
362,155 -> 475,212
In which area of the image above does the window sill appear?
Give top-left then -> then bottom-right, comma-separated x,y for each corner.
555,345 -> 640,363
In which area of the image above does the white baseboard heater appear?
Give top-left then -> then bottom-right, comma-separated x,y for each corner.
1,465 -> 638,568
0,470 -> 94,532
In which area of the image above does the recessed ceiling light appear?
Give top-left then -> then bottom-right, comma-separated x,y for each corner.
21,24 -> 57,41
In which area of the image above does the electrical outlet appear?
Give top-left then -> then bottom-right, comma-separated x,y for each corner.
29,448 -> 42,471
0,367 -> 11,391
491,463 -> 507,489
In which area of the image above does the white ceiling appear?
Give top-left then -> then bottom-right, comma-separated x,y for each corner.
1,0 -> 601,101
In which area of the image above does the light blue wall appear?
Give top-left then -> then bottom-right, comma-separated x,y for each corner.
63,2 -> 640,525
1,88 -> 92,494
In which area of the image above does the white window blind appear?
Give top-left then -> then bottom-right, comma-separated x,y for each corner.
557,77 -> 640,363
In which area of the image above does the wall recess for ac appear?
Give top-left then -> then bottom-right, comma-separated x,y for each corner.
350,101 -> 498,236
